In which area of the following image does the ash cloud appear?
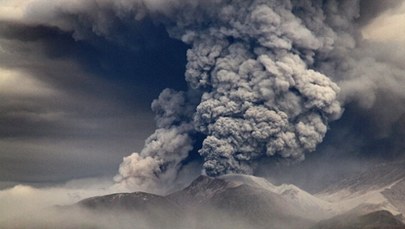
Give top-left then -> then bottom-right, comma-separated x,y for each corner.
121,0 -> 405,192
1,0 -> 404,193
116,0 -> 345,191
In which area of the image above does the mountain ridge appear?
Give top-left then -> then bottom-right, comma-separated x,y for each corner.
76,168 -> 405,229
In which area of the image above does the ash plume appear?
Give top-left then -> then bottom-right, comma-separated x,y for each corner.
118,0 -> 345,189
7,0 -> 405,192
114,89 -> 198,192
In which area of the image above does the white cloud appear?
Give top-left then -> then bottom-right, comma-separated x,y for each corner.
0,0 -> 32,20
362,1 -> 405,43
0,68 -> 56,97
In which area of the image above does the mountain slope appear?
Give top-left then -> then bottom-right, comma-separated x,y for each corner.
168,175 -> 325,228
79,191 -> 180,212
221,174 -> 335,216
78,175 -> 335,229
316,160 -> 405,218
318,160 -> 405,195
76,170 -> 405,228
310,210 -> 405,229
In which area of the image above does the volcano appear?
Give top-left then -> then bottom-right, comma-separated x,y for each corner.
77,167 -> 405,229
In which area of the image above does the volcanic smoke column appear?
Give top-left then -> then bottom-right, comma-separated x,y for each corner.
115,0 -> 345,190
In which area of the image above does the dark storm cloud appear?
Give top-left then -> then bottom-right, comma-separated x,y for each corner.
0,16 -> 189,183
0,19 -> 188,94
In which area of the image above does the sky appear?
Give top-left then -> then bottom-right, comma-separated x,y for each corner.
0,2 -> 190,187
0,0 -> 404,193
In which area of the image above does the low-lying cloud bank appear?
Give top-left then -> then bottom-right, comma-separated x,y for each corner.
0,181 -> 265,229
0,177 -> 122,228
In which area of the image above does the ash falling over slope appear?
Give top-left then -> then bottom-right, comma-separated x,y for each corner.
7,0 -> 405,193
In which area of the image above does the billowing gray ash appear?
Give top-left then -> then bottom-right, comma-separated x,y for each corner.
116,0 -> 347,191
16,0 -> 405,192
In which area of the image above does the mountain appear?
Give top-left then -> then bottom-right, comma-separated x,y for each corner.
79,192 -> 177,211
76,166 -> 405,229
318,160 -> 405,194
168,174 -> 334,229
77,192 -> 185,228
310,210 -> 405,229
78,174 -> 334,229
316,160 -> 405,218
